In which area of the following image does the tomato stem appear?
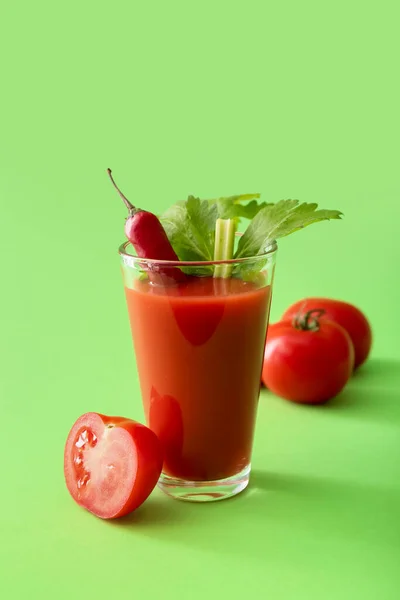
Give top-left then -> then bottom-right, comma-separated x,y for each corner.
293,309 -> 325,331
107,168 -> 139,215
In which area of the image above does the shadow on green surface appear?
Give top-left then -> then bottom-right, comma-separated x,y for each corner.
105,358 -> 400,560
108,468 -> 400,561
322,358 -> 400,425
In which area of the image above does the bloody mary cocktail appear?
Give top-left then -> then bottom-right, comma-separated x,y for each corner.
111,171 -> 340,502
120,248 -> 276,501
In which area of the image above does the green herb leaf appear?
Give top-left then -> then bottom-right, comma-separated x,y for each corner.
218,198 -> 271,220
205,193 -> 270,221
161,196 -> 218,263
235,200 -> 342,259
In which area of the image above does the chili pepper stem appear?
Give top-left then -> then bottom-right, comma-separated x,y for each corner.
107,168 -> 138,214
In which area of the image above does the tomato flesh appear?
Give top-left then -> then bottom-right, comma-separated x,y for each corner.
64,412 -> 163,519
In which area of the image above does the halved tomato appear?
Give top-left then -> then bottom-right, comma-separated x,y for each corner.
64,412 -> 163,519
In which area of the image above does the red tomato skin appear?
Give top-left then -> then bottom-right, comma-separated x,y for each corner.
106,415 -> 164,518
64,412 -> 163,519
262,320 -> 354,404
282,298 -> 372,369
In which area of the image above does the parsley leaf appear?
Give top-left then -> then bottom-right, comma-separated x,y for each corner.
235,200 -> 342,259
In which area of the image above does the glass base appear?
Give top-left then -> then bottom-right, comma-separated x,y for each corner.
157,464 -> 250,502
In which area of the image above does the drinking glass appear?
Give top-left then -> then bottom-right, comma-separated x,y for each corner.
119,240 -> 277,501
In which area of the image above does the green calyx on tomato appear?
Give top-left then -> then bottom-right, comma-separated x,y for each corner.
292,308 -> 326,332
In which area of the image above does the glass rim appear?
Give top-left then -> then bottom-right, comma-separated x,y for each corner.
118,238 -> 277,268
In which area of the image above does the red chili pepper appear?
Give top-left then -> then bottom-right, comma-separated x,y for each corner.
108,169 -> 186,284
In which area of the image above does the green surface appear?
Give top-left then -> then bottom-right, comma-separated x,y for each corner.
1,1 -> 400,598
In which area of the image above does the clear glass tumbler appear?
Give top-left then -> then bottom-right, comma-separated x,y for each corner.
119,240 -> 277,501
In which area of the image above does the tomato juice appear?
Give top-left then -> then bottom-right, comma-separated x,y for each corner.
125,275 -> 271,482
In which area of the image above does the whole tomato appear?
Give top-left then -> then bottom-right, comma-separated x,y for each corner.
282,298 -> 372,369
262,309 -> 354,404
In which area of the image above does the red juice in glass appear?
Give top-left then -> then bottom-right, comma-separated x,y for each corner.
120,248 -> 276,501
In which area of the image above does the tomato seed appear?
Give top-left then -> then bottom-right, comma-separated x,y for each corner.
75,428 -> 98,449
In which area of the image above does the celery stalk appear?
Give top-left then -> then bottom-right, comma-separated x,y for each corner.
213,218 -> 236,278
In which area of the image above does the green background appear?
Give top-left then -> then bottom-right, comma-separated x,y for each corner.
1,1 -> 399,598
